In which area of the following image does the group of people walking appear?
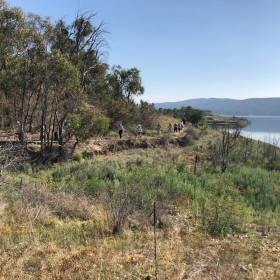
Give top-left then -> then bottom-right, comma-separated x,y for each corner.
170,121 -> 184,133
117,119 -> 186,139
118,123 -> 143,139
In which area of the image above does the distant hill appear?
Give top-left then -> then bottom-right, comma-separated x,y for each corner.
154,98 -> 280,116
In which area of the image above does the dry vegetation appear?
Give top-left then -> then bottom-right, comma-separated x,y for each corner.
2,2 -> 279,278
0,126 -> 280,279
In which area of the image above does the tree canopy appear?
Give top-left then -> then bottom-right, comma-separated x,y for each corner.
0,0 -> 158,153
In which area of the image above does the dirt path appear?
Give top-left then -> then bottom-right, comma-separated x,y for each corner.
0,124 -> 203,164
76,125 -> 194,155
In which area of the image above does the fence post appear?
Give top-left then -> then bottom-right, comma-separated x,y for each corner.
154,201 -> 158,280
194,154 -> 200,174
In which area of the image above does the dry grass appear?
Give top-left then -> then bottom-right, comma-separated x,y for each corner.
158,114 -> 180,132
9,185 -> 94,221
0,128 -> 279,279
0,201 -> 279,279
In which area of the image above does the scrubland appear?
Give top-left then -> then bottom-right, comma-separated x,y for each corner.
0,127 -> 280,279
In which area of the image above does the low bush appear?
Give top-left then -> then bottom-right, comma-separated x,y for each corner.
203,195 -> 246,237
72,150 -> 84,161
17,185 -> 93,220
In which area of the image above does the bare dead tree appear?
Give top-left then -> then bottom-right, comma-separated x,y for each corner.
211,125 -> 241,172
262,137 -> 279,171
102,184 -> 140,234
0,142 -> 24,178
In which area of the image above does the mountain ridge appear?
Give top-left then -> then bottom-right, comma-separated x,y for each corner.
154,97 -> 280,116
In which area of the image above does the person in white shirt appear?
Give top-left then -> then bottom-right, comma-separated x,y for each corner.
137,124 -> 143,136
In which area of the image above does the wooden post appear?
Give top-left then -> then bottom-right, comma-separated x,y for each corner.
194,154 -> 200,175
154,201 -> 158,280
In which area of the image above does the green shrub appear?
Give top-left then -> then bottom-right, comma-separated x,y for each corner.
203,195 -> 246,237
73,150 -> 84,161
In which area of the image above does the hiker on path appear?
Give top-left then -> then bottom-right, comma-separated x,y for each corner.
156,123 -> 162,136
16,121 -> 24,144
178,122 -> 181,133
174,123 -> 178,133
137,124 -> 143,137
118,123 -> 124,139
168,123 -> 173,133
53,125 -> 58,141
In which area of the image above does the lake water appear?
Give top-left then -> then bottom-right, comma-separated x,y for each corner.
240,116 -> 280,147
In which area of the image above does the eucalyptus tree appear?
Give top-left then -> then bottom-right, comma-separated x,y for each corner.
64,104 -> 109,150
51,12 -> 108,94
104,66 -> 145,126
0,5 -> 54,145
0,0 -> 24,70
0,1 -> 149,154
109,65 -> 144,103
1,2 -> 109,150
137,100 -> 157,128
37,51 -> 81,152
0,0 -> 25,128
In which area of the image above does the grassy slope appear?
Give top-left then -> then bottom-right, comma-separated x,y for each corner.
0,127 -> 280,279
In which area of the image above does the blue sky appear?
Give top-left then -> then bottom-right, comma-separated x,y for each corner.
7,0 -> 280,103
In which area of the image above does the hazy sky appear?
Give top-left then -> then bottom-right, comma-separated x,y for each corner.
7,0 -> 280,103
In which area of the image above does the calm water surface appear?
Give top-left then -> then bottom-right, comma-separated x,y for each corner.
240,116 -> 280,147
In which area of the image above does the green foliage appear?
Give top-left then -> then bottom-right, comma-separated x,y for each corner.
197,118 -> 208,129
73,150 -> 84,161
1,125 -> 280,240
0,3 -> 150,153
203,195 -> 246,237
33,153 -> 279,234
226,166 -> 280,212
106,99 -> 133,126
186,108 -> 206,126
107,65 -> 144,102
159,106 -> 207,126
65,105 -> 109,143
48,51 -> 80,91
137,100 -> 158,129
